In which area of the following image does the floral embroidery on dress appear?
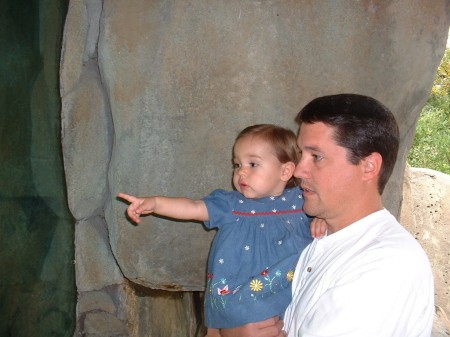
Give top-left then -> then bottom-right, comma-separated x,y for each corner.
207,275 -> 230,309
207,266 -> 296,311
286,269 -> 295,282
250,279 -> 264,292
218,285 -> 230,295
246,268 -> 294,301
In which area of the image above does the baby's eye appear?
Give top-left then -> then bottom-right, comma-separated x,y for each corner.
250,162 -> 259,168
233,163 -> 241,169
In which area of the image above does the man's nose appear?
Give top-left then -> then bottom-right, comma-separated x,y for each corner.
294,160 -> 308,179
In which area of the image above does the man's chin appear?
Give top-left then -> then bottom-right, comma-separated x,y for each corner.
303,202 -> 318,217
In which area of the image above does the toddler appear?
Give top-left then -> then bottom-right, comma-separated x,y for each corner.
118,124 -> 325,333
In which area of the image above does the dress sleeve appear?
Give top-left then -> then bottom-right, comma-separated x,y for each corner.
203,189 -> 235,230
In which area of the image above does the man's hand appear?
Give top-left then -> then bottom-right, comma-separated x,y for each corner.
219,317 -> 285,337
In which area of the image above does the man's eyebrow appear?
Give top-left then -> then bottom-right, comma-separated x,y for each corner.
301,145 -> 323,152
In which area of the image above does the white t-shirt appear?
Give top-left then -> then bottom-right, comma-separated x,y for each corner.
283,209 -> 434,337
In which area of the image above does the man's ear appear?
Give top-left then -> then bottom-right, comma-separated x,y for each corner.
281,162 -> 296,182
362,152 -> 382,180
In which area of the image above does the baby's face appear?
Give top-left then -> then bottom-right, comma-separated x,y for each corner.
232,136 -> 289,199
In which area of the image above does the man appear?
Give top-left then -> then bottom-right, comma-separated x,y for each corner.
221,94 -> 434,337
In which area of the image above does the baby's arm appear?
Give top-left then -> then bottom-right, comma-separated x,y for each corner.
310,217 -> 327,239
117,192 -> 209,224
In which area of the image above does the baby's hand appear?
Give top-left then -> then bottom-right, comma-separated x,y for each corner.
310,217 -> 327,239
117,193 -> 156,224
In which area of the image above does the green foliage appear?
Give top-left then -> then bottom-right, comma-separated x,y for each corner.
431,48 -> 450,96
407,49 -> 450,175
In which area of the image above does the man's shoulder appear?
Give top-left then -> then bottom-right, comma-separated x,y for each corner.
357,213 -> 432,277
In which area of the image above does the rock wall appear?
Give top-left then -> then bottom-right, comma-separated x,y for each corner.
60,0 -> 450,335
401,166 -> 450,336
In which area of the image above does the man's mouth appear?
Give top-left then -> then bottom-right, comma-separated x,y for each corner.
301,185 -> 314,194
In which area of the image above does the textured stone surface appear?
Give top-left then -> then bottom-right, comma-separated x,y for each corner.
75,217 -> 123,291
61,0 -> 450,292
84,312 -> 127,335
432,306 -> 450,337
401,166 -> 450,319
60,1 -> 450,335
78,290 -> 117,314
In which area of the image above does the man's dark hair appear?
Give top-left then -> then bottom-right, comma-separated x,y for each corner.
296,94 -> 399,194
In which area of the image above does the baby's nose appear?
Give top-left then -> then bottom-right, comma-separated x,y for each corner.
237,167 -> 247,176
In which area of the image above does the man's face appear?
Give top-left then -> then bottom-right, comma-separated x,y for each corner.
294,122 -> 366,229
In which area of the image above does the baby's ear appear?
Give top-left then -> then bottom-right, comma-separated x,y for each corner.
281,162 -> 296,182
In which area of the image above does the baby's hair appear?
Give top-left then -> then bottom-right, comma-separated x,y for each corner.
234,124 -> 300,187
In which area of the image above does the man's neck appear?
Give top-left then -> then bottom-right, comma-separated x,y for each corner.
327,200 -> 384,235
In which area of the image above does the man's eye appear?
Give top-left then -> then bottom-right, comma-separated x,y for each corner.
313,154 -> 323,161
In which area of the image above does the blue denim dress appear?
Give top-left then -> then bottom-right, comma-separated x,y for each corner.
203,186 -> 313,328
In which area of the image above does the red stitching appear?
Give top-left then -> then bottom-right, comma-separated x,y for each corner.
232,209 -> 304,216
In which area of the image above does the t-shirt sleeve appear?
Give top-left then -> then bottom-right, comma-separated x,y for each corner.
203,189 -> 234,229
